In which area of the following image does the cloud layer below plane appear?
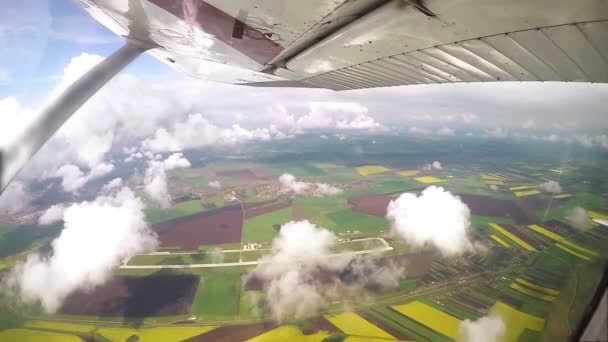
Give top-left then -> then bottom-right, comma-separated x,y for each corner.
144,153 -> 191,208
248,220 -> 405,321
386,186 -> 474,256
459,314 -> 506,342
4,188 -> 157,313
279,173 -> 343,197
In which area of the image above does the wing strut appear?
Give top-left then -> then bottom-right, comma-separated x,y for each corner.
0,39 -> 151,193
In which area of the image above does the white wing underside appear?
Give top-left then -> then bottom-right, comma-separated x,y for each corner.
79,0 -> 608,90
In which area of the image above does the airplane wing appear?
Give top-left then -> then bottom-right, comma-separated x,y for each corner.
77,0 -> 608,89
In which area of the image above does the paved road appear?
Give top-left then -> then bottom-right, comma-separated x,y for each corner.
120,237 -> 392,269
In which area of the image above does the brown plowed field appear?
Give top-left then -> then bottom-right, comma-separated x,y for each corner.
348,193 -> 392,217
501,225 -> 543,249
58,275 -> 198,317
215,168 -> 274,180
183,322 -> 277,341
292,204 -> 308,220
243,200 -> 291,219
457,194 -> 535,224
153,205 -> 243,249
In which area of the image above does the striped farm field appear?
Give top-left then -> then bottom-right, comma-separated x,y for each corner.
391,301 -> 460,339
484,180 -> 504,185
97,326 -> 216,342
490,234 -> 510,248
552,194 -> 572,199
509,283 -> 557,302
343,336 -> 403,342
515,278 -> 560,296
489,223 -> 537,252
588,210 -> 608,221
514,190 -> 541,197
0,329 -> 82,342
25,321 -> 96,333
509,185 -> 536,191
490,301 -> 544,342
527,225 -> 597,256
246,326 -> 329,342
555,244 -> 591,260
325,312 -> 395,339
397,170 -> 419,177
414,176 -> 444,184
357,165 -> 392,176
481,173 -> 507,181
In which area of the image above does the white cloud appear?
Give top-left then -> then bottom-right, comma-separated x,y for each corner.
55,162 -> 115,193
143,153 -> 191,207
386,186 -> 474,256
482,128 -> 509,139
4,188 -> 157,313
437,126 -> 455,136
208,181 -> 222,189
539,180 -> 562,194
279,173 -> 342,197
283,102 -> 384,133
248,220 -> 404,321
141,113 -> 286,153
0,181 -> 30,213
408,127 -> 432,135
404,113 -> 477,124
102,178 -> 123,192
432,161 -> 442,170
38,204 -> 66,225
522,119 -> 536,129
567,206 -> 591,231
459,314 -> 505,342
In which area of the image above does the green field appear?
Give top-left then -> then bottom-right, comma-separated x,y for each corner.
242,207 -> 293,243
191,271 -> 242,317
326,209 -> 388,234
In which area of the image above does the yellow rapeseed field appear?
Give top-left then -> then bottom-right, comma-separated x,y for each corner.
247,326 -> 330,342
588,210 -> 608,221
25,321 -> 96,333
489,223 -> 537,252
392,301 -> 460,339
97,326 -> 216,342
325,312 -> 395,339
414,176 -> 444,184
552,194 -> 572,199
490,234 -> 510,248
397,170 -> 419,177
527,224 -> 597,257
514,190 -> 541,197
490,301 -> 544,342
509,283 -> 557,301
515,278 -> 559,296
0,329 -> 82,342
356,165 -> 392,176
555,244 -> 591,260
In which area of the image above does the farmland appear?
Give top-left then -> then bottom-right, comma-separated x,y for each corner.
0,135 -> 606,341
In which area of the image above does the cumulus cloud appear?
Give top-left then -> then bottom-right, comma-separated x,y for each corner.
141,113 -> 286,153
459,315 -> 505,342
539,180 -> 562,194
522,119 -> 536,129
248,220 -> 405,321
4,188 -> 157,313
437,126 -> 455,136
408,127 -> 432,135
208,181 -> 222,189
567,207 -> 591,230
102,178 -> 123,192
279,174 -> 342,197
55,163 -> 115,193
404,113 -> 477,124
38,204 -> 66,225
386,186 -> 474,256
482,127 -> 509,139
422,161 -> 443,171
282,102 -> 384,133
143,153 -> 191,207
0,181 -> 30,213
